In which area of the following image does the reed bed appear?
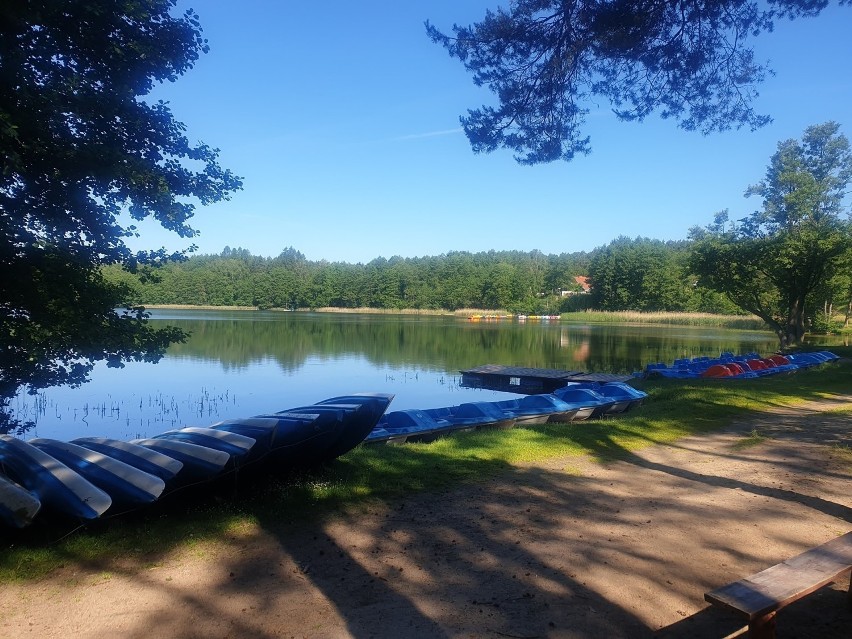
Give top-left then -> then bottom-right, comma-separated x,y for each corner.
298,307 -> 514,317
451,308 -> 512,317
304,307 -> 453,315
562,310 -> 767,330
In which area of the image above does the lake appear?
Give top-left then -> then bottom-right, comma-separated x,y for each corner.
9,309 -> 788,441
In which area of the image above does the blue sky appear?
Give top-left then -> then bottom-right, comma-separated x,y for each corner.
127,1 -> 852,264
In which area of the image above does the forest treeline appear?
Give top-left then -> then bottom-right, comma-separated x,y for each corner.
104,238 -> 744,315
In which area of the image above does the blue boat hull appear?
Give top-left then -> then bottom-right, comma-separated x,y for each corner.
0,435 -> 112,520
0,472 -> 41,528
367,409 -> 455,444
130,438 -> 232,482
72,438 -> 184,483
311,394 -> 394,458
152,427 -> 257,460
552,387 -> 617,418
495,394 -> 578,424
29,439 -> 166,507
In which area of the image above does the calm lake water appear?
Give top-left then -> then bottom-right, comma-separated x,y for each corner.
9,310 -> 800,441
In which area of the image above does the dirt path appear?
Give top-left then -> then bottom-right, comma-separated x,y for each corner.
1,400 -> 850,638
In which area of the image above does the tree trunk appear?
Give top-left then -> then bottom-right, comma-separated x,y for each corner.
763,318 -> 789,350
784,297 -> 807,347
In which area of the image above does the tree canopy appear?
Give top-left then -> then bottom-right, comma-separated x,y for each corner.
689,122 -> 852,347
101,241 -> 758,318
427,0 -> 850,164
0,1 -> 242,414
103,248 -> 594,314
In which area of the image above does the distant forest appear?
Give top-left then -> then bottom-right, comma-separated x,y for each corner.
103,237 -> 744,315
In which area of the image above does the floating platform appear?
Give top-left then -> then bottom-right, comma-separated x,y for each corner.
460,365 -> 632,394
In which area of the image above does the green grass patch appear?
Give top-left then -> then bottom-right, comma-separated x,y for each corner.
1,354 -> 850,582
732,428 -> 769,449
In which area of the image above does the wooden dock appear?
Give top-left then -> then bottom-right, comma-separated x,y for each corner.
460,365 -> 632,394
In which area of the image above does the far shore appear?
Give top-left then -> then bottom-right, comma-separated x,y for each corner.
142,304 -> 496,316
140,304 -> 776,329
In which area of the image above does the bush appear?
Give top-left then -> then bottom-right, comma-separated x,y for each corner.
810,310 -> 841,335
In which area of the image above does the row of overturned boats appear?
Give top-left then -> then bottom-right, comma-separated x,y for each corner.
0,394 -> 393,530
0,380 -> 648,531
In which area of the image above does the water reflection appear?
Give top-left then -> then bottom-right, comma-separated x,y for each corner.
9,310 -> 804,441
156,310 -> 781,374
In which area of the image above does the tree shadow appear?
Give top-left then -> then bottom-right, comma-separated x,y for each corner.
656,582 -> 851,638
3,403 -> 850,638
19,440 -> 844,638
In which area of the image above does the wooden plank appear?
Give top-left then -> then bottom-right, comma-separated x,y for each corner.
705,532 -> 852,620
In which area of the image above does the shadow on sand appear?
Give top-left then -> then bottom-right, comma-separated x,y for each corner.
5,407 -> 850,638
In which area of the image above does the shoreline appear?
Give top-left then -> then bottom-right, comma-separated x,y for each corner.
142,304 -> 498,317
141,304 -> 775,329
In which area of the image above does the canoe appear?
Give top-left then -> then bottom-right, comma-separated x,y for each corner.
0,471 -> 41,528
207,417 -> 279,451
151,427 -> 257,460
28,439 -> 165,507
313,393 -> 394,456
259,406 -> 347,457
0,435 -> 112,520
72,437 -> 184,483
248,410 -> 349,466
130,438 -> 231,482
265,411 -> 339,450
314,393 -> 394,424
265,403 -> 368,463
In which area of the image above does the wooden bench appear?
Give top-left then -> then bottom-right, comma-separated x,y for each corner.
704,531 -> 852,638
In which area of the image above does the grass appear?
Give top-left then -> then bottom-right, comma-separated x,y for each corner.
732,428 -> 769,449
1,347 -> 850,583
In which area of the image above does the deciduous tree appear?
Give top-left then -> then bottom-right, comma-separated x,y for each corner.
588,237 -> 691,311
0,1 -> 242,420
689,122 -> 852,347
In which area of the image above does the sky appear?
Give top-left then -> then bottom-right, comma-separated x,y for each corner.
125,1 -> 852,264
